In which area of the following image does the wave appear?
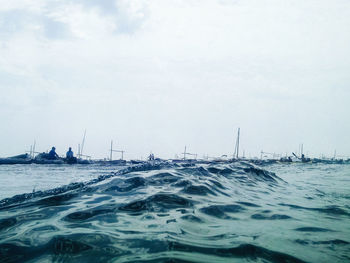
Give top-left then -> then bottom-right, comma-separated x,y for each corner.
0,161 -> 281,209
1,161 -> 348,263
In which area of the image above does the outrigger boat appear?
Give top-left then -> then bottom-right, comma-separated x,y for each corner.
33,153 -> 65,164
33,153 -> 82,164
0,154 -> 32,165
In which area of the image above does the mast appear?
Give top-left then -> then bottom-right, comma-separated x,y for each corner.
80,129 -> 86,157
233,128 -> 240,159
298,143 -> 304,156
181,146 -> 196,160
110,140 -> 113,161
237,128 -> 240,159
109,140 -> 125,161
33,140 -> 36,158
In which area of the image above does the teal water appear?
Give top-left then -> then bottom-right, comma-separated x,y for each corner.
0,162 -> 349,262
0,164 -> 123,200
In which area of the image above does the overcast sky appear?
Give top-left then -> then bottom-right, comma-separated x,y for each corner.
0,0 -> 349,160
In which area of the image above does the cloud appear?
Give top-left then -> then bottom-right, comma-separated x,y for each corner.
47,3 -> 116,39
0,0 -> 149,41
0,0 -> 350,158
0,0 -> 45,13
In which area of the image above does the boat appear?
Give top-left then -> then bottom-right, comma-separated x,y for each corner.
65,157 -> 78,164
0,153 -> 32,165
33,153 -> 65,164
77,158 -> 91,164
279,156 -> 293,163
130,160 -> 146,165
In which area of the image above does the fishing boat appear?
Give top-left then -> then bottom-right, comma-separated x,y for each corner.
0,154 -> 32,165
33,153 -> 65,164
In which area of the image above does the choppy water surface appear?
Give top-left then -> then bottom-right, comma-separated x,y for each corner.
0,164 -> 124,200
0,161 -> 349,263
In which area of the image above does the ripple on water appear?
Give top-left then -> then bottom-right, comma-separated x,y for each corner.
0,161 -> 349,263
294,227 -> 335,232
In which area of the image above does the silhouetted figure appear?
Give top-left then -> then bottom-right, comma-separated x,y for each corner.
148,153 -> 155,161
65,147 -> 77,164
66,147 -> 74,159
48,147 -> 59,160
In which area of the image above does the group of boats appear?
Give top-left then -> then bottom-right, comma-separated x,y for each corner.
0,152 -> 349,166
0,153 -> 83,165
2,129 -> 346,166
0,152 -> 152,165
0,152 -> 96,165
276,152 -> 349,164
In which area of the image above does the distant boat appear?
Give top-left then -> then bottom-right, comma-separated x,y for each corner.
279,156 -> 293,163
292,153 -> 311,163
92,159 -> 127,166
130,160 -> 146,165
33,153 -> 65,164
33,153 -> 86,164
65,157 -> 78,164
0,153 -> 32,165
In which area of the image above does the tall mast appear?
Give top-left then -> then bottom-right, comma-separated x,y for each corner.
299,143 -> 304,156
80,129 -> 86,157
109,140 -> 124,161
233,128 -> 240,159
33,140 -> 36,158
237,128 -> 240,159
110,140 -> 113,161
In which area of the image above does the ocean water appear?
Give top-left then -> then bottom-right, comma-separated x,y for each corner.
0,164 -> 125,200
0,161 -> 349,263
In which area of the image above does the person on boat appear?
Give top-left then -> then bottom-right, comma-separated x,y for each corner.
66,147 -> 74,159
301,154 -> 311,163
65,147 -> 77,164
148,153 -> 155,161
48,147 -> 59,159
301,154 -> 307,162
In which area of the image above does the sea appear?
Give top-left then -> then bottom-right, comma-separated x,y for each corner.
0,161 -> 349,263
